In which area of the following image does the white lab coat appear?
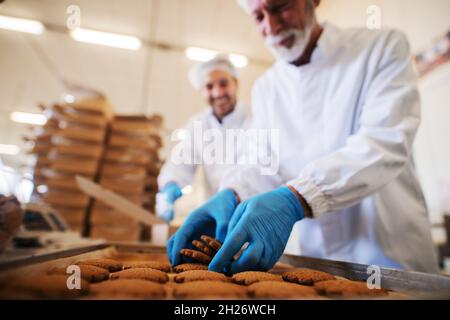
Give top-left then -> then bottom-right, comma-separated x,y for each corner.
158,102 -> 251,198
221,23 -> 438,273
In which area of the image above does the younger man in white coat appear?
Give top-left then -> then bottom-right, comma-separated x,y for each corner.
157,57 -> 251,223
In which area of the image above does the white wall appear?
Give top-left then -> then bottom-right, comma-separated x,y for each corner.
415,64 -> 450,225
318,0 -> 450,52
318,0 -> 450,239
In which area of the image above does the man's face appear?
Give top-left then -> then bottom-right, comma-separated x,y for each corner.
201,70 -> 238,120
247,0 -> 315,62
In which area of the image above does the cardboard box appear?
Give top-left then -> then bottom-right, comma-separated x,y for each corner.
65,97 -> 115,120
51,206 -> 86,225
43,176 -> 80,191
109,133 -> 161,150
90,203 -> 136,225
52,144 -> 103,159
55,126 -> 105,143
99,177 -> 145,194
43,191 -> 90,208
53,104 -> 109,128
29,143 -> 52,155
90,225 -> 141,242
49,158 -> 98,175
104,148 -> 154,165
111,120 -> 159,136
101,164 -> 147,178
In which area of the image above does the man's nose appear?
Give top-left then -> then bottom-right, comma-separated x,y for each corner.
211,85 -> 226,98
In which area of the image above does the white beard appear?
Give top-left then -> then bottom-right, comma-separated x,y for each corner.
265,24 -> 313,63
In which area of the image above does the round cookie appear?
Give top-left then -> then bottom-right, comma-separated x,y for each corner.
76,259 -> 123,272
200,235 -> 222,251
8,275 -> 89,299
192,240 -> 215,256
173,280 -> 247,299
314,279 -> 388,298
282,268 -> 335,286
90,279 -> 166,299
173,263 -> 208,273
110,268 -> 168,283
48,265 -> 109,283
180,249 -> 212,264
248,281 -> 318,299
174,270 -> 229,283
232,271 -> 283,286
123,261 -> 171,273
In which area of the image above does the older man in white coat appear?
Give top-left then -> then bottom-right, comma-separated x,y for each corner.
167,0 -> 438,274
157,57 -> 251,223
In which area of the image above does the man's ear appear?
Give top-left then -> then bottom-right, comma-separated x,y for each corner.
313,0 -> 321,7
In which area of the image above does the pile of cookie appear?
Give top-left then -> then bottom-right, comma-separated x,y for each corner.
179,235 -> 222,265
0,237 -> 390,299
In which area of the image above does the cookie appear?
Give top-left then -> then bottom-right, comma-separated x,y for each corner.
180,249 -> 212,265
76,259 -> 123,272
7,275 -> 89,299
232,271 -> 283,286
282,268 -> 335,286
48,265 -> 109,283
248,281 -> 318,299
200,235 -> 222,251
174,270 -> 229,283
110,268 -> 168,283
90,279 -> 166,299
314,279 -> 388,297
173,263 -> 208,273
123,261 -> 171,273
173,280 -> 247,299
192,240 -> 215,256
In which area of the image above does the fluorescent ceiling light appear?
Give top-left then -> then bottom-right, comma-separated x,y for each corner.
0,15 -> 44,35
229,53 -> 248,68
10,112 -> 47,125
0,144 -> 20,155
185,47 -> 218,62
70,28 -> 142,50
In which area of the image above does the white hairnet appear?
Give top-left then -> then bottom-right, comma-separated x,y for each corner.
188,56 -> 238,90
236,0 -> 251,13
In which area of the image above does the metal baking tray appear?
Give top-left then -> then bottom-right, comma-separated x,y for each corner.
1,242 -> 449,299
280,254 -> 450,299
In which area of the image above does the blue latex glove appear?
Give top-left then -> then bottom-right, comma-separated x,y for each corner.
163,182 -> 183,203
166,189 -> 238,266
209,186 -> 304,274
156,182 -> 182,223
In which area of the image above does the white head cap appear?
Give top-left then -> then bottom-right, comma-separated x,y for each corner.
188,56 -> 238,90
236,0 -> 251,13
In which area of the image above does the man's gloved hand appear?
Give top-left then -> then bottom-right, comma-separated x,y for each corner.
209,186 -> 305,274
166,189 -> 238,266
156,182 -> 183,223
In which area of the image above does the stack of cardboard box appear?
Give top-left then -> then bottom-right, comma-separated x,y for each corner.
90,115 -> 163,241
30,97 -> 114,234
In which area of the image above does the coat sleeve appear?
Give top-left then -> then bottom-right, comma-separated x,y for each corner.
157,120 -> 198,190
288,31 -> 421,218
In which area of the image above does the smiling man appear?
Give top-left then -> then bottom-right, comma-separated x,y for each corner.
156,56 -> 251,223
167,0 -> 438,274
